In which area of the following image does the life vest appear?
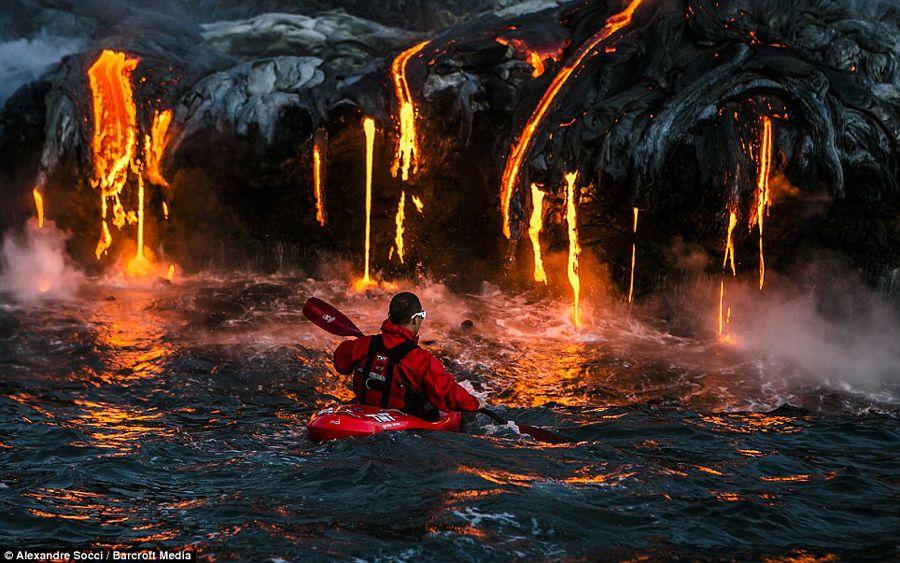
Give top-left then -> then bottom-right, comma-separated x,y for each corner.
353,335 -> 418,410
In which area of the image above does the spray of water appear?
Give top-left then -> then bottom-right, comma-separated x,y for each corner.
0,219 -> 82,300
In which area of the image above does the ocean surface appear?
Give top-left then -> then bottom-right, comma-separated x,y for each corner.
1,274 -> 898,561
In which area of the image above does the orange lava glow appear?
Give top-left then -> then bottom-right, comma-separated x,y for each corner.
411,194 -> 424,213
390,40 -> 430,181
528,183 -> 547,284
88,50 -> 139,259
628,207 -> 639,303
144,109 -> 172,187
353,117 -> 377,291
162,201 -> 169,220
125,176 -> 150,277
313,140 -> 327,226
565,172 -> 581,327
393,191 -> 407,263
494,36 -> 562,78
723,210 -> 737,276
717,279 -> 725,336
166,264 -> 175,282
499,0 -> 645,238
32,187 -> 44,228
753,116 -> 773,289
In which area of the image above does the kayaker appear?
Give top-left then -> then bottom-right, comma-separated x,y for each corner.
332,292 -> 486,420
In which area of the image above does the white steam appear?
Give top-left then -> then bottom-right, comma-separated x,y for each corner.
0,34 -> 84,105
0,220 -> 82,300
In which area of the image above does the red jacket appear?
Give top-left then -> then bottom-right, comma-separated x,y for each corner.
333,319 -> 479,412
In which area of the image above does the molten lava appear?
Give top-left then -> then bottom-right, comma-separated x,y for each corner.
499,0 -> 645,238
88,50 -> 139,259
723,210 -> 737,276
353,117 -> 377,291
565,172 -> 581,327
32,188 -> 44,229
752,116 -> 773,289
125,176 -> 150,277
494,37 -> 561,78
628,207 -> 638,303
528,183 -> 547,284
313,140 -> 327,226
393,191 -> 407,263
166,264 -> 175,282
390,40 -> 430,182
144,109 -> 172,187
411,195 -> 424,213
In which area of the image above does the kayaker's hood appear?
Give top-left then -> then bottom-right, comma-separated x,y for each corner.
381,318 -> 419,347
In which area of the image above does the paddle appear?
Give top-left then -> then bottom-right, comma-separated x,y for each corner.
478,408 -> 572,444
302,296 -> 573,444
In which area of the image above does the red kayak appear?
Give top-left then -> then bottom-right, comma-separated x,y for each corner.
307,403 -> 463,442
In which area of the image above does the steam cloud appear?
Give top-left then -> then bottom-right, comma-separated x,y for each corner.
0,33 -> 84,104
0,220 -> 82,300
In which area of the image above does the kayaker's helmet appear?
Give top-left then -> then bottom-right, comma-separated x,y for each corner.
389,292 -> 424,329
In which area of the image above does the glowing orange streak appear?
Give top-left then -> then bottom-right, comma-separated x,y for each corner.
565,172 -> 581,326
144,109 -> 172,187
126,176 -> 151,276
628,207 -> 639,303
527,52 -> 545,78
88,50 -> 139,259
162,202 -> 169,220
723,211 -> 737,276
717,280 -> 725,335
528,183 -> 547,284
394,191 -> 406,263
755,117 -> 773,289
362,117 -> 375,284
32,188 -> 44,228
390,40 -> 430,181
166,264 -> 175,282
411,195 -> 424,213
313,142 -> 326,226
499,0 -> 645,238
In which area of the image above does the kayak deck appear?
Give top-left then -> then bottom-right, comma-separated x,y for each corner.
307,403 -> 463,442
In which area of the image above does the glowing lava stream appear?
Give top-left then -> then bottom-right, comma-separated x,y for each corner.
354,117 -> 377,290
754,116 -> 773,289
144,109 -> 172,187
499,0 -> 645,238
313,141 -> 326,226
565,172 -> 581,327
33,188 -> 44,228
723,211 -> 737,276
88,50 -> 139,259
393,191 -> 407,263
628,207 -> 638,303
390,40 -> 430,181
126,176 -> 149,276
528,183 -> 547,284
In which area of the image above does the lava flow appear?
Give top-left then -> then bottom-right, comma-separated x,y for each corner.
752,116 -> 774,289
88,50 -> 139,260
565,172 -> 581,327
723,210 -> 737,276
390,40 -> 430,182
392,191 -> 407,263
528,183 -> 547,284
32,188 -> 44,229
313,138 -> 327,226
628,207 -> 638,303
494,37 -> 561,78
144,109 -> 172,188
353,117 -> 377,291
499,0 -> 645,238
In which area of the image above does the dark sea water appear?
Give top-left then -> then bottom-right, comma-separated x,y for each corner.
1,274 -> 898,561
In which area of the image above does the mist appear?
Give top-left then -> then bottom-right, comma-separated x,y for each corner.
0,219 -> 82,300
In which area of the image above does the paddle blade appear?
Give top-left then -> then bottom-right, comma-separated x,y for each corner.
303,297 -> 364,337
515,423 -> 572,445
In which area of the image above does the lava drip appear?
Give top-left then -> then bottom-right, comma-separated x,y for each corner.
528,184 -> 547,284
718,210 -> 738,338
353,117 -> 377,291
144,109 -> 172,188
752,116 -> 774,289
499,0 -> 645,239
32,188 -> 44,229
390,40 -> 430,182
313,134 -> 327,226
88,50 -> 139,260
392,191 -> 407,263
628,207 -> 638,303
565,172 -> 581,327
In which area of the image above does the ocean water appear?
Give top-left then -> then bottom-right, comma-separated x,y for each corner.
1,274 -> 898,560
